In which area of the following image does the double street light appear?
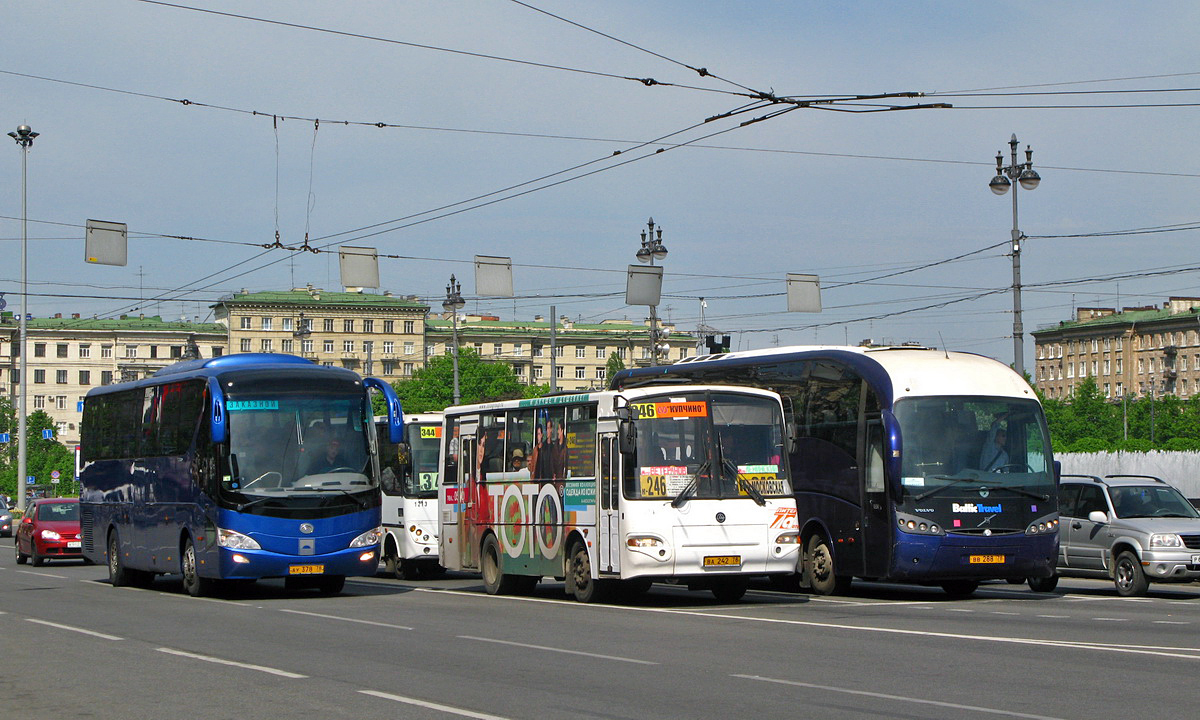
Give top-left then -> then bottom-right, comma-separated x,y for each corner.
989,134 -> 1041,378
443,274 -> 466,404
635,217 -> 668,365
8,125 -> 38,516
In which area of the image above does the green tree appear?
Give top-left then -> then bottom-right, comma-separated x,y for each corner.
390,348 -> 544,412
605,352 -> 625,387
0,406 -> 76,499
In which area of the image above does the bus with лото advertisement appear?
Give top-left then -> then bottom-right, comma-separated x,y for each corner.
612,345 -> 1060,597
438,386 -> 800,603
79,353 -> 404,597
377,412 -> 444,579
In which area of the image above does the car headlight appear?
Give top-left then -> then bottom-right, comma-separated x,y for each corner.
350,526 -> 383,548
1150,533 -> 1183,549
40,529 -> 62,541
217,528 -> 262,550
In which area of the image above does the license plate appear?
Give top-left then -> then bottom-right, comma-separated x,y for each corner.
703,555 -> 741,567
1192,554 -> 1200,565
288,564 -> 325,575
969,554 -> 1005,564
67,541 -> 81,548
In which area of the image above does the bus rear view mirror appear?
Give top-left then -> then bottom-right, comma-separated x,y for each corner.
618,420 -> 638,455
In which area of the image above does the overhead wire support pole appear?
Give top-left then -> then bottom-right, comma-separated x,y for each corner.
8,124 -> 38,516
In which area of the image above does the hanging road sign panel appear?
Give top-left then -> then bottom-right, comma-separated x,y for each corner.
626,264 -> 663,306
475,255 -> 513,297
85,219 -> 128,266
786,273 -> 822,313
338,246 -> 380,289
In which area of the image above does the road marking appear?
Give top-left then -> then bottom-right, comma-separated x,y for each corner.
1154,621 -> 1189,625
991,611 -> 1020,616
945,608 -> 974,612
26,618 -> 123,641
359,690 -> 510,719
17,569 -> 69,579
411,588 -> 1200,660
1037,615 -> 1070,619
279,608 -> 412,630
734,675 -> 1066,720
457,635 -> 657,665
156,647 -> 307,678
1092,617 -> 1128,622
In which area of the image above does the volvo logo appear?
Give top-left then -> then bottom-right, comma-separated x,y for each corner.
716,512 -> 726,524
978,486 -> 990,499
299,523 -> 314,534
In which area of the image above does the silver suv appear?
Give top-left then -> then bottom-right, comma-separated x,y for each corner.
1051,474 -> 1200,596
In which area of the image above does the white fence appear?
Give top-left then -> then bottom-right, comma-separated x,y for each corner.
1055,451 -> 1200,498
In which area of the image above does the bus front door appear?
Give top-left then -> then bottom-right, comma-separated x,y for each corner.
458,431 -> 479,570
599,434 -> 620,573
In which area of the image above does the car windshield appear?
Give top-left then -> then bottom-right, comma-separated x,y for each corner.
37,502 -> 79,522
1110,485 -> 1200,519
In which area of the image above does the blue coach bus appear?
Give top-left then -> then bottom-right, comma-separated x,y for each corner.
79,354 -> 404,596
612,345 -> 1059,597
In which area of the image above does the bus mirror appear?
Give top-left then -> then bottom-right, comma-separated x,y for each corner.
618,420 -> 638,455
881,410 -> 903,497
206,376 -> 227,444
1053,459 -> 1061,482
780,395 -> 798,455
613,395 -> 632,422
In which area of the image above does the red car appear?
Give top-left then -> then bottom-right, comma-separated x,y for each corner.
15,498 -> 84,566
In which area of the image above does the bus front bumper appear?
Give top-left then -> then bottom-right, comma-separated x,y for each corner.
215,543 -> 380,580
889,531 -> 1057,581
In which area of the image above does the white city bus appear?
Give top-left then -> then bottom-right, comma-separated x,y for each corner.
438,386 -> 800,603
376,412 -> 444,579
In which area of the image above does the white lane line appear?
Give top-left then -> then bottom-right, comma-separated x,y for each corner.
26,618 -> 123,641
945,608 -> 974,613
279,608 -> 412,630
1154,621 -> 1189,625
1092,617 -> 1128,622
413,589 -> 1200,660
991,611 -> 1020,616
734,675 -> 1066,720
457,635 -> 657,665
156,647 -> 307,678
359,690 -> 511,719
16,569 -> 69,579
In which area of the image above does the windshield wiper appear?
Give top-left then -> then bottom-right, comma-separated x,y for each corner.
914,474 -> 984,502
671,460 -> 708,508
302,486 -> 370,509
723,456 -> 766,506
992,484 -> 1050,501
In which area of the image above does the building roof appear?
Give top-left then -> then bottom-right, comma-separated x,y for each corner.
0,313 -> 225,334
1032,305 -> 1200,336
213,289 -> 428,311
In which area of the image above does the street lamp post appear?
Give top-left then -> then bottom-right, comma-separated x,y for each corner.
8,125 -> 38,516
443,274 -> 466,404
635,217 -> 668,365
989,134 -> 1041,378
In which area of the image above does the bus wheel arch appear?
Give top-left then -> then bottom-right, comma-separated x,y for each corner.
480,532 -> 517,595
805,530 -> 851,596
107,527 -> 131,587
564,535 -> 606,603
180,531 -> 215,598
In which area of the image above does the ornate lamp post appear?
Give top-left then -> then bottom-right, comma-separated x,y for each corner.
635,217 -> 668,365
989,134 -> 1041,377
8,125 -> 38,515
443,275 -> 466,404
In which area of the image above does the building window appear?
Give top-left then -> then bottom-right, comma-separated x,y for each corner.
101,371 -> 113,385
596,368 -> 606,380
324,340 -> 334,353
102,345 -> 113,359
555,366 -> 564,379
1103,359 -> 1110,375
554,346 -> 564,357
301,339 -> 313,354
33,395 -> 45,409
282,317 -> 293,332
363,319 -> 374,333
617,346 -> 628,359
426,344 -> 435,357
534,366 -> 544,380
260,339 -> 273,352
382,341 -> 394,354
79,370 -> 91,385
281,339 -> 294,353
403,362 -> 414,376
533,345 -> 544,358
149,345 -> 159,359
79,344 -> 91,359
240,339 -> 251,352
125,345 -> 138,358
596,347 -> 606,359
34,343 -> 45,357
513,343 -> 524,356
512,364 -> 524,377
55,395 -> 67,410
494,343 -> 504,356
262,317 -> 273,331
343,320 -> 354,333
382,360 -> 396,375
384,320 -> 394,333
575,347 -> 586,359
343,340 -> 354,353
171,345 -> 183,358
56,369 -> 68,384
240,317 -> 252,329
403,342 -> 414,355
575,366 -> 585,379
404,320 -> 415,334
57,343 -> 69,358
324,318 -> 335,332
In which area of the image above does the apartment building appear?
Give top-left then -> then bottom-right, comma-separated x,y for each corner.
1032,297 -> 1200,401
0,312 -> 227,445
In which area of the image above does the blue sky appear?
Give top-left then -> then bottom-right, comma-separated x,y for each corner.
3,1 -> 1198,369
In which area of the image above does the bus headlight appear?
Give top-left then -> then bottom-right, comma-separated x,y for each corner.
350,526 -> 384,548
774,531 -> 800,545
217,528 -> 261,550
1026,519 -> 1059,535
1150,533 -> 1183,549
627,536 -> 662,548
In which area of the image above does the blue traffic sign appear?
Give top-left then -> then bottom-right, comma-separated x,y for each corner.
42,429 -> 54,440
26,476 -> 35,485
0,432 -> 9,443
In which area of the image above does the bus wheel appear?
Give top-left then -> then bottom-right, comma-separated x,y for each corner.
1028,574 -> 1059,593
807,535 -> 850,596
107,531 -> 130,587
1114,551 -> 1149,597
940,580 -> 979,598
566,541 -> 606,603
481,535 -> 517,595
711,580 -> 748,603
181,538 -> 215,598
316,575 -> 346,595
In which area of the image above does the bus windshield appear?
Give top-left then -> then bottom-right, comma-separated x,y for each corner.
225,389 -> 374,498
629,391 -> 790,501
893,396 -> 1054,524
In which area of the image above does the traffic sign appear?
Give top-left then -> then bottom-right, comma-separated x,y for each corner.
51,470 -> 60,479
26,476 -> 35,485
0,432 -> 9,443
42,429 -> 54,440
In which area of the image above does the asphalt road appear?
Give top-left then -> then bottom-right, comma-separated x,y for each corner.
2,540 -> 1198,720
